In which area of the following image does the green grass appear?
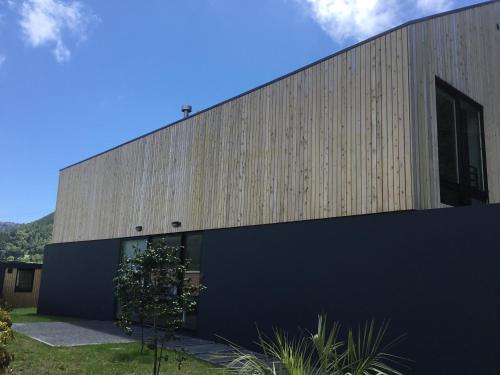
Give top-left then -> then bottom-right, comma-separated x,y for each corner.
9,308 -> 225,374
11,307 -> 72,323
10,333 -> 224,375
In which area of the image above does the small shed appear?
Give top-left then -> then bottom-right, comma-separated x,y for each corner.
0,262 -> 42,308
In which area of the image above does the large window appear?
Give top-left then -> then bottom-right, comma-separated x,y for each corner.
184,232 -> 202,272
15,269 -> 35,293
118,232 -> 203,330
436,78 -> 488,206
183,232 -> 203,330
121,238 -> 148,260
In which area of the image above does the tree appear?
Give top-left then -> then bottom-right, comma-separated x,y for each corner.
114,240 -> 204,375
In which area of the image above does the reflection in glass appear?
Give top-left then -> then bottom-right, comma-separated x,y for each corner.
462,101 -> 484,190
437,89 -> 459,184
121,238 -> 148,259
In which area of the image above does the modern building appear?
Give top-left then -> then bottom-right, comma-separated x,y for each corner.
0,262 -> 42,308
39,1 -> 500,373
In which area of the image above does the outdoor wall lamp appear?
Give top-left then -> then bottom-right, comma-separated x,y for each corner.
171,221 -> 181,228
135,225 -> 143,232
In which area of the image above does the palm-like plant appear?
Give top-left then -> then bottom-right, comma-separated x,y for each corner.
225,315 -> 407,375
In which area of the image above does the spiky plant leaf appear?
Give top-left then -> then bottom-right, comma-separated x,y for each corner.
343,320 -> 406,375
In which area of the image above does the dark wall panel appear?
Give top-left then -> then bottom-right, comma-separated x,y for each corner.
198,204 -> 500,374
38,239 -> 121,320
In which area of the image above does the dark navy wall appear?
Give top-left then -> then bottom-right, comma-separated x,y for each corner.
198,204 -> 500,374
38,205 -> 500,373
38,239 -> 121,320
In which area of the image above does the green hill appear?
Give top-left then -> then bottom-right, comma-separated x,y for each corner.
0,213 -> 54,263
0,222 -> 20,233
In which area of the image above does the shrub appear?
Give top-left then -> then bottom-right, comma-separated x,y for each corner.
225,315 -> 408,375
0,308 -> 14,374
0,300 -> 12,313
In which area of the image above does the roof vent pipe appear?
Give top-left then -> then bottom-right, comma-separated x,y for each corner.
181,105 -> 192,118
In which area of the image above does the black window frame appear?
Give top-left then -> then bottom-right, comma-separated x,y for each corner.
15,268 -> 35,293
436,77 -> 489,206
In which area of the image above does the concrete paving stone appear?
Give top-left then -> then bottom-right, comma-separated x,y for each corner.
195,352 -> 235,366
164,336 -> 209,349
13,321 -> 136,347
183,343 -> 235,355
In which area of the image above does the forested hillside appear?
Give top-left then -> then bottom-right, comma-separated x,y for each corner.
0,213 -> 53,263
0,222 -> 20,233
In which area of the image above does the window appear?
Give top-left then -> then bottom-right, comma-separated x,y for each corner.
184,232 -> 202,271
15,269 -> 34,293
183,232 -> 203,330
436,78 -> 488,206
121,238 -> 148,260
150,234 -> 182,249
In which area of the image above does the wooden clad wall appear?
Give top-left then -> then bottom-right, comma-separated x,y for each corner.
53,28 -> 414,243
408,2 -> 500,209
2,268 -> 42,308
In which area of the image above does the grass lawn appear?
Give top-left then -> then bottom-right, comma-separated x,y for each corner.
11,307 -> 73,323
9,308 -> 225,375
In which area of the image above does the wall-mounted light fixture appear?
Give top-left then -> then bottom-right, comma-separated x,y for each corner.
135,225 -> 143,232
171,221 -> 181,228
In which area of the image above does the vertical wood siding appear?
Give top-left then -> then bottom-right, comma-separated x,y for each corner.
2,269 -> 42,308
53,29 -> 414,243
408,2 -> 500,208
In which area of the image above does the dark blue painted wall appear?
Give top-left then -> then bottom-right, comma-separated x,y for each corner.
197,204 -> 500,374
38,205 -> 500,373
38,239 -> 121,320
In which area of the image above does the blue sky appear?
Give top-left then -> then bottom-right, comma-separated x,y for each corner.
0,0 -> 483,223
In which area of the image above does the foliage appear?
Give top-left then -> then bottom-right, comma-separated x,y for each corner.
0,300 -> 11,314
0,308 -> 14,374
0,213 -> 54,263
225,315 -> 407,375
0,224 -> 19,234
114,240 -> 204,375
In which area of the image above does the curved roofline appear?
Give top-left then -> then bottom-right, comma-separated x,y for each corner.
61,0 -> 498,171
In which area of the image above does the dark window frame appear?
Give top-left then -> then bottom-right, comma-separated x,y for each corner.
436,77 -> 489,206
15,268 -> 35,293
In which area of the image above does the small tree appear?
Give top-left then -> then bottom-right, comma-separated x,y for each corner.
114,241 -> 204,375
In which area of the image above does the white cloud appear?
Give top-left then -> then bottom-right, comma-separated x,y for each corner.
296,0 -> 457,42
0,54 -> 6,68
19,0 -> 97,62
416,0 -> 454,13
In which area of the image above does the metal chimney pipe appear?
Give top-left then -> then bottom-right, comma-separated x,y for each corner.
181,105 -> 192,118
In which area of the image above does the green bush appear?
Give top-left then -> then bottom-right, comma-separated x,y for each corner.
225,315 -> 408,375
0,300 -> 12,313
0,308 -> 14,374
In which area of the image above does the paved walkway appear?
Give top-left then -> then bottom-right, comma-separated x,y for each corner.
12,321 -> 254,367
